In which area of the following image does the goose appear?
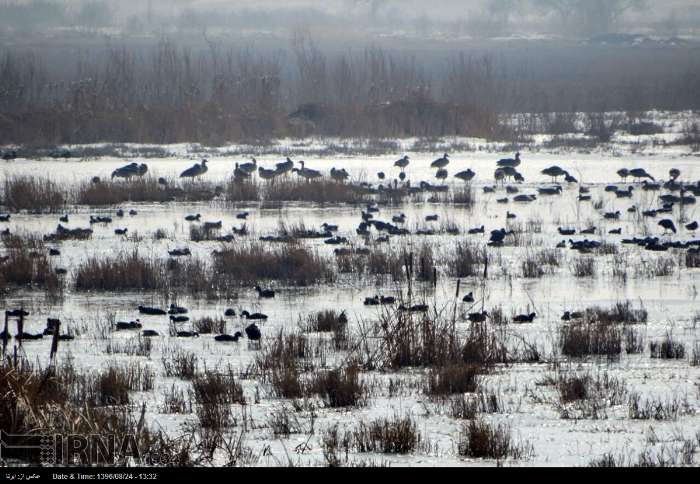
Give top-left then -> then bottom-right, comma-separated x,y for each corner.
237,158 -> 257,175
399,172 -> 407,182
258,166 -> 278,180
629,168 -> 654,182
276,157 -> 295,175
513,172 -> 525,183
617,168 -> 629,182
425,214 -> 439,222
364,296 -> 380,306
581,227 -> 596,235
514,194 -> 536,203
507,211 -> 516,219
142,330 -> 159,337
394,155 -> 410,170
215,332 -> 243,342
203,221 -> 222,230
232,224 -> 248,236
497,197 -> 509,204
114,228 -> 128,235
468,311 -> 489,323
168,304 -> 188,314
398,304 -> 429,312
180,160 -> 208,178
392,214 -> 406,224
462,292 -> 475,303
255,285 -> 275,298
483,186 -> 496,193
468,225 -> 484,235
330,167 -> 350,182
561,311 -> 583,321
112,163 -> 148,179
245,323 -> 262,341
658,219 -> 677,234
686,221 -> 698,231
506,185 -> 519,194
537,186 -> 563,196
185,214 -> 201,221
138,306 -> 166,315
513,313 -> 536,323
169,315 -> 189,323
380,296 -> 396,305
642,181 -> 660,191
59,214 -> 69,223
116,320 -> 142,330
541,166 -> 568,182
176,331 -> 199,338
321,223 -> 338,232
158,177 -> 168,186
604,211 -> 621,220
669,168 -> 681,180
168,248 -> 191,257
236,212 -> 249,220
431,153 -> 449,169
609,228 -> 622,235
564,173 -> 578,184
116,209 -> 125,217
241,310 -> 268,320
435,168 -> 448,180
497,152 -> 521,168
558,227 -> 576,236
489,228 -> 508,244
454,169 -> 476,183
234,162 -> 251,179
377,172 -> 385,180
293,161 -> 322,181
224,309 -> 236,317
49,248 -> 61,256
615,186 -> 634,198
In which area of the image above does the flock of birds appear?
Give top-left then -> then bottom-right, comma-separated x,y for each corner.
3,150 -> 700,342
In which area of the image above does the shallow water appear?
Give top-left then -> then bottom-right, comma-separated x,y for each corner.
2,147 -> 700,467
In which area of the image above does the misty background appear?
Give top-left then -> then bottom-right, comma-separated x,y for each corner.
0,1 -> 699,146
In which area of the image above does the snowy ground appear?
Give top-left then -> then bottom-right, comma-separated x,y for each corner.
2,111 -> 700,467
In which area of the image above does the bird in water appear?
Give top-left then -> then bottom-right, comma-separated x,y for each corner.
497,152 -> 521,168
454,169 -> 476,183
431,153 -> 449,169
658,219 -> 677,234
180,159 -> 208,178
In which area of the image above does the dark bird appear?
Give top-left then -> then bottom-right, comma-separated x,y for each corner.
513,313 -> 536,323
116,320 -> 142,330
669,168 -> 681,180
468,311 -> 489,323
180,159 -> 208,178
224,308 -> 236,317
169,315 -> 189,323
686,221 -> 698,231
629,168 -> 654,182
185,214 -> 201,221
394,155 -> 410,170
245,323 -> 261,341
455,169 -> 476,183
658,219 -> 677,234
331,167 -> 350,182
241,310 -> 267,320
238,158 -> 257,175
462,292 -> 475,303
138,306 -> 166,315
561,311 -> 584,321
431,153 -> 450,168
497,152 -> 521,168
617,168 -> 629,182
215,332 -> 243,342
541,166 -> 568,182
276,157 -> 294,175
255,285 -> 275,298
168,304 -> 188,314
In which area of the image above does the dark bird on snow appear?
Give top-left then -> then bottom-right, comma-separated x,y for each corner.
658,219 -> 677,234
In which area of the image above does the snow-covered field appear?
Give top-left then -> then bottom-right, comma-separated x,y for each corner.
2,111 -> 700,467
